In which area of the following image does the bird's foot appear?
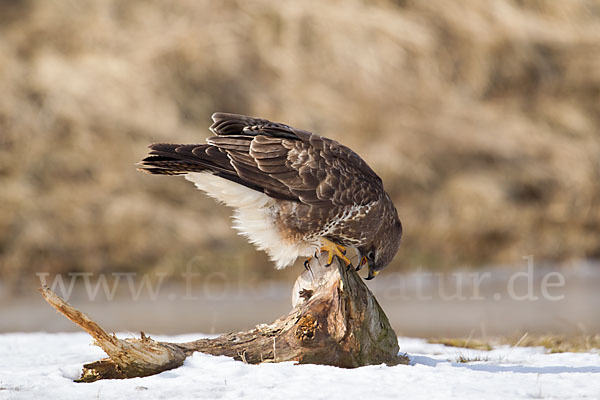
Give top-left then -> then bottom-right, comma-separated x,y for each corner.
320,238 -> 352,267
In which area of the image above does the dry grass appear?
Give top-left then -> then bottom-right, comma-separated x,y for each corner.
429,334 -> 600,353
1,0 -> 600,291
506,333 -> 600,353
428,337 -> 493,351
455,354 -> 489,363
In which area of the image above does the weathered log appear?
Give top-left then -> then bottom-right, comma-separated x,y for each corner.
40,254 -> 408,382
40,286 -> 187,382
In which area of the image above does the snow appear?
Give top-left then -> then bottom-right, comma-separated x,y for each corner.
1,333 -> 599,400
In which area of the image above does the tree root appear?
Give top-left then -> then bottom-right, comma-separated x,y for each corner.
40,255 -> 408,382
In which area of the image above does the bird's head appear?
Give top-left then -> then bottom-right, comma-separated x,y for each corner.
358,217 -> 402,280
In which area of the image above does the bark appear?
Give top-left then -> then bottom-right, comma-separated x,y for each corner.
40,255 -> 408,382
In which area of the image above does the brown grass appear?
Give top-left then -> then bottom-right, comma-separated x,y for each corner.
455,354 -> 489,363
1,0 -> 600,290
428,337 -> 493,351
430,333 -> 600,353
507,333 -> 600,353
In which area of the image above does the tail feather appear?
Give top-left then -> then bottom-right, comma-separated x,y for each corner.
137,156 -> 207,175
138,143 -> 229,176
139,112 -> 303,198
137,142 -> 268,194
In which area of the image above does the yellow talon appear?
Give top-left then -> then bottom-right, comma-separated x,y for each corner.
320,238 -> 351,266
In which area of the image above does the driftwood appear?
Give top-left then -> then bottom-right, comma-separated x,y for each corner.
40,255 -> 408,382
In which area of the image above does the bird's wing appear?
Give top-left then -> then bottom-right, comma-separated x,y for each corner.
139,113 -> 385,207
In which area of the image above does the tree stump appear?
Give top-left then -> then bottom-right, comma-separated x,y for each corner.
40,255 -> 408,382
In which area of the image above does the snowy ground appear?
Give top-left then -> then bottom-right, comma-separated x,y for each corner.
1,333 -> 599,400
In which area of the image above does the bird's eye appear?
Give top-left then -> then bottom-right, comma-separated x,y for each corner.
367,251 -> 375,261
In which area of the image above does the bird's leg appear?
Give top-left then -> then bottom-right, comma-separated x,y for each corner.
320,238 -> 352,267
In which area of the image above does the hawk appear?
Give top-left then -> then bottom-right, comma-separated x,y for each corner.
138,113 -> 402,279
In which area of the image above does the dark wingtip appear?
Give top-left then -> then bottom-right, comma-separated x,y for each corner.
209,112 -> 252,135
211,112 -> 229,122
211,112 -> 246,121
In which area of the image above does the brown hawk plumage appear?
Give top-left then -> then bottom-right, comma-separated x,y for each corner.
138,113 -> 402,279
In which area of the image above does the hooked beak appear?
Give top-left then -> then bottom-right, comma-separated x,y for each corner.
365,267 -> 379,280
356,256 -> 368,272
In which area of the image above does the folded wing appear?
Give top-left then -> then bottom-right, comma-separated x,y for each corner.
138,113 -> 385,208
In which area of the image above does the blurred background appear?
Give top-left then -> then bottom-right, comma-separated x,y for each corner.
0,0 -> 599,341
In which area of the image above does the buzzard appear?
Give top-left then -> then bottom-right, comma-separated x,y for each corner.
138,113 -> 402,279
